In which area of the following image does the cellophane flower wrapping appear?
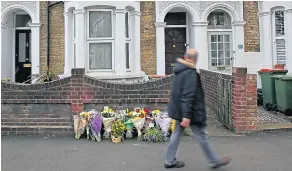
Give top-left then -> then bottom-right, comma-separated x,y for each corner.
155,112 -> 172,141
73,114 -> 87,140
102,116 -> 116,139
124,119 -> 134,139
90,111 -> 103,142
132,117 -> 145,140
73,115 -> 80,139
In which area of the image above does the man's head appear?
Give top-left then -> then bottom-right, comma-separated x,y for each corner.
184,49 -> 198,64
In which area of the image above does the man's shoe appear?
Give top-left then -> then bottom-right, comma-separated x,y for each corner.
211,156 -> 231,170
164,161 -> 185,169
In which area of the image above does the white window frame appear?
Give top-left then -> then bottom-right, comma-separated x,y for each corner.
272,9 -> 286,65
86,9 -> 115,72
73,13 -> 76,68
125,11 -> 131,72
208,32 -> 233,70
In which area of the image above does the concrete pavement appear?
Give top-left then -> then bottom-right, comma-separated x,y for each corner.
2,130 -> 292,171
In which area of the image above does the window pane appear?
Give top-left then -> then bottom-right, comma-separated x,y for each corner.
218,43 -> 224,50
218,51 -> 224,59
211,51 -> 217,58
211,43 -> 217,50
89,43 -> 112,69
225,50 -> 231,57
276,39 -> 286,64
18,33 -> 26,62
275,10 -> 285,36
225,43 -> 230,50
74,43 -> 76,68
29,33 -> 31,62
207,11 -> 231,29
218,35 -> 224,42
224,35 -> 230,42
211,35 -> 217,42
15,14 -> 31,27
225,58 -> 231,65
218,59 -> 224,66
125,12 -> 129,38
89,11 -> 112,38
211,59 -> 217,66
126,43 -> 130,69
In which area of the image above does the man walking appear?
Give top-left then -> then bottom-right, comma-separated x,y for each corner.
165,49 -> 231,169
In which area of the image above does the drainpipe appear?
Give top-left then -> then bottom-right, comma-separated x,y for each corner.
46,1 -> 63,73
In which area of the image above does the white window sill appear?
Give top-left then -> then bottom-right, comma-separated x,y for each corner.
86,71 -> 146,80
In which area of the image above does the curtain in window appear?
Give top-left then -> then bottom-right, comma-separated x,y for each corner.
89,11 -> 112,38
89,43 -> 112,69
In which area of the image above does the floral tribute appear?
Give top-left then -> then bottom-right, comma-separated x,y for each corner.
73,106 -> 175,143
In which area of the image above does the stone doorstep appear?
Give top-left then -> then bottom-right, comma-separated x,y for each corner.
255,123 -> 292,131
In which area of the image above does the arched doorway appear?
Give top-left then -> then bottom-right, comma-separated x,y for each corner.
2,9 -> 33,83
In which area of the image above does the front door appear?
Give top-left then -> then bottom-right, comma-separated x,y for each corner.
165,28 -> 186,75
15,30 -> 31,83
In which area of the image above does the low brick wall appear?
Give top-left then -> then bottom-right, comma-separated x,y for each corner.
1,67 -> 257,135
1,68 -> 171,135
201,68 -> 258,133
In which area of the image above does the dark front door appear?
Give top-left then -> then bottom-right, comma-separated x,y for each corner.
165,28 -> 186,75
15,30 -> 31,83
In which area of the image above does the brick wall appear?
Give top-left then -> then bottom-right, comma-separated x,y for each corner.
2,67 -> 258,135
40,1 -> 65,75
1,68 -> 171,135
140,1 -> 157,75
201,68 -> 258,134
243,1 -> 260,52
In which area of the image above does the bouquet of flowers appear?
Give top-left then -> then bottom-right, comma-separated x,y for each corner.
142,127 -> 164,142
155,112 -> 172,141
80,111 -> 93,139
73,114 -> 87,139
101,107 -> 117,139
111,120 -> 126,143
132,117 -> 145,140
89,110 -> 103,142
124,118 -> 134,139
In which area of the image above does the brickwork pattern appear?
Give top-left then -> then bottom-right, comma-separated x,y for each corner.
232,68 -> 257,133
201,68 -> 258,134
39,1 -> 64,75
243,1 -> 260,52
1,68 -> 172,135
140,1 -> 157,75
2,68 -> 258,135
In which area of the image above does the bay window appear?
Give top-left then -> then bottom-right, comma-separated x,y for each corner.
273,10 -> 286,65
87,10 -> 114,70
125,11 -> 131,70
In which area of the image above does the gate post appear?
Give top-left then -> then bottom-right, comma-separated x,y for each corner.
232,67 -> 258,133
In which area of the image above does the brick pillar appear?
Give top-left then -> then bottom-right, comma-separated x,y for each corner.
232,67 -> 258,133
140,1 -> 157,75
70,68 -> 85,114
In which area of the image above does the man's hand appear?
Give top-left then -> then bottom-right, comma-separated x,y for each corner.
180,118 -> 191,127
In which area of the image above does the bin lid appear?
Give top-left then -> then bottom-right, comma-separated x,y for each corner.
280,75 -> 292,81
258,68 -> 288,73
271,75 -> 285,79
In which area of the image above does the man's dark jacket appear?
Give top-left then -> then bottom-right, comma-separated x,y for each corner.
167,58 -> 207,127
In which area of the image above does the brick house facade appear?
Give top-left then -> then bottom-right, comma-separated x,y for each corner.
1,1 -> 292,83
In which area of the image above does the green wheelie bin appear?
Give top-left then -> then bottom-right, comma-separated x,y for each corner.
258,69 -> 287,110
273,75 -> 292,116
